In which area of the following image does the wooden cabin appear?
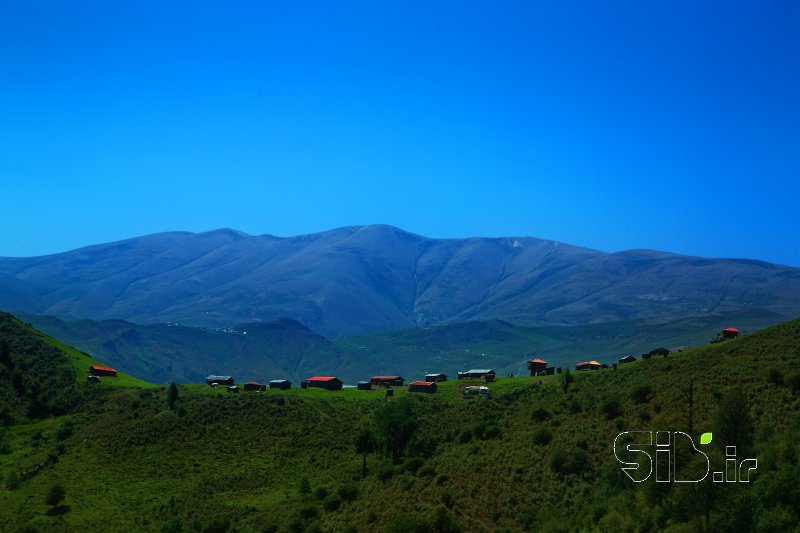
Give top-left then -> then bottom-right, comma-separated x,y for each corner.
457,369 -> 496,382
206,375 -> 234,386
89,365 -> 117,377
357,381 -> 372,390
527,358 -> 548,376
370,376 -> 405,387
305,376 -> 343,391
424,373 -> 448,383
575,360 -> 602,371
618,355 -> 637,365
227,385 -> 239,393
269,379 -> 292,390
408,381 -> 437,393
243,381 -> 265,392
649,347 -> 670,357
722,327 -> 740,339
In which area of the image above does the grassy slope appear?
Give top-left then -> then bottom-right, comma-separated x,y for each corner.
0,316 -> 799,531
19,308 -> 788,385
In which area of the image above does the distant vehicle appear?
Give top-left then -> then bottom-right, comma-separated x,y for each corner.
463,386 -> 490,399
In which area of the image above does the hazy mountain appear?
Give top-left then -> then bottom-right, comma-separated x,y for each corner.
2,225 -> 800,337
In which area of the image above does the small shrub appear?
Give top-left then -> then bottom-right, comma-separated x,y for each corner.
296,504 -> 319,520
298,476 -> 311,495
602,399 -> 622,420
377,465 -> 395,482
767,368 -> 784,386
337,484 -> 358,502
789,373 -> 800,395
45,483 -> 66,508
402,457 -> 425,474
531,407 -> 550,422
312,487 -> 329,501
631,385 -> 653,404
532,428 -> 552,446
322,493 -> 341,512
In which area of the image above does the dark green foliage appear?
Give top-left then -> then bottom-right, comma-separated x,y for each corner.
531,407 -> 550,422
354,427 -> 378,478
532,428 -> 552,446
713,389 -> 754,455
630,385 -> 653,404
298,476 -> 311,496
767,368 -> 784,386
322,493 -> 341,512
601,398 -> 622,419
0,313 -> 81,422
550,447 -> 589,476
376,398 -> 417,464
44,483 -> 65,508
168,382 -> 179,410
337,484 -> 358,502
385,514 -> 431,533
560,370 -> 573,393
789,372 -> 800,395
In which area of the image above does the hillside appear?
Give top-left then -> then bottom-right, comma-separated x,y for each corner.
19,308 -> 785,385
2,225 -> 800,336
0,315 -> 798,531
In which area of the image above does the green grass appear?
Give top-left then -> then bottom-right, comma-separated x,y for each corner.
1,314 -> 799,531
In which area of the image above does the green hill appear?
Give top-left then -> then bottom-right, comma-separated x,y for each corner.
0,314 -> 799,531
19,308 -> 788,385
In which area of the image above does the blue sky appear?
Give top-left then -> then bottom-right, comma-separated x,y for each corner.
1,1 -> 799,264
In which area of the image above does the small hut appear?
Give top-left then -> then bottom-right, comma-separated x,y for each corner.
305,376 -> 343,391
408,381 -> 437,393
527,359 -> 548,376
89,365 -> 117,377
457,369 -> 496,382
619,355 -> 637,365
575,360 -> 602,371
424,373 -> 448,383
87,375 -> 101,383
206,375 -> 234,386
269,379 -> 292,390
227,385 -> 240,393
370,376 -> 405,387
243,381 -> 265,392
649,347 -> 670,357
722,327 -> 740,339
357,381 -> 372,390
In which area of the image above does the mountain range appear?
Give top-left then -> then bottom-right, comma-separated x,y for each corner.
2,225 -> 800,338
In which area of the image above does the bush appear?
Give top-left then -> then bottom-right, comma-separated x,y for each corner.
602,399 -> 622,420
385,514 -> 429,533
630,385 -> 653,404
532,428 -> 552,446
767,368 -> 784,386
322,493 -> 341,512
531,407 -> 550,422
337,484 -> 358,502
550,448 -> 589,476
402,457 -> 425,474
790,372 -> 800,395
45,483 -> 66,507
295,504 -> 319,520
312,486 -> 329,501
377,465 -> 395,482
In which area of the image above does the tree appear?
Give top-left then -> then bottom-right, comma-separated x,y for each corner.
354,427 -> 378,478
167,383 -> 179,410
679,379 -> 695,436
561,370 -> 573,393
376,398 -> 417,464
45,483 -> 65,508
714,388 -> 754,455
0,340 -> 10,367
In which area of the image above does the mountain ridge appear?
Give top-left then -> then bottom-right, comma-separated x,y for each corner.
2,225 -> 800,337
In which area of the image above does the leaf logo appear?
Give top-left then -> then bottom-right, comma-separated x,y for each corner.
700,432 -> 713,445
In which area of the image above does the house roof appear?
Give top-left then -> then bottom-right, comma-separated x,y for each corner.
307,376 -> 339,382
589,360 -> 601,366
245,381 -> 262,386
91,365 -> 116,372
425,373 -> 446,377
409,381 -> 436,386
207,375 -> 231,380
576,361 -> 601,367
371,375 -> 404,380
269,379 -> 290,384
723,327 -> 739,332
464,369 -> 495,374
529,358 -> 547,364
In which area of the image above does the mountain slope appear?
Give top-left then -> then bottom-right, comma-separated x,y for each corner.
18,309 -> 786,385
2,225 -> 800,336
0,315 -> 798,531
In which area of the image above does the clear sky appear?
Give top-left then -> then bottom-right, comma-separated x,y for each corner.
1,1 -> 799,265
